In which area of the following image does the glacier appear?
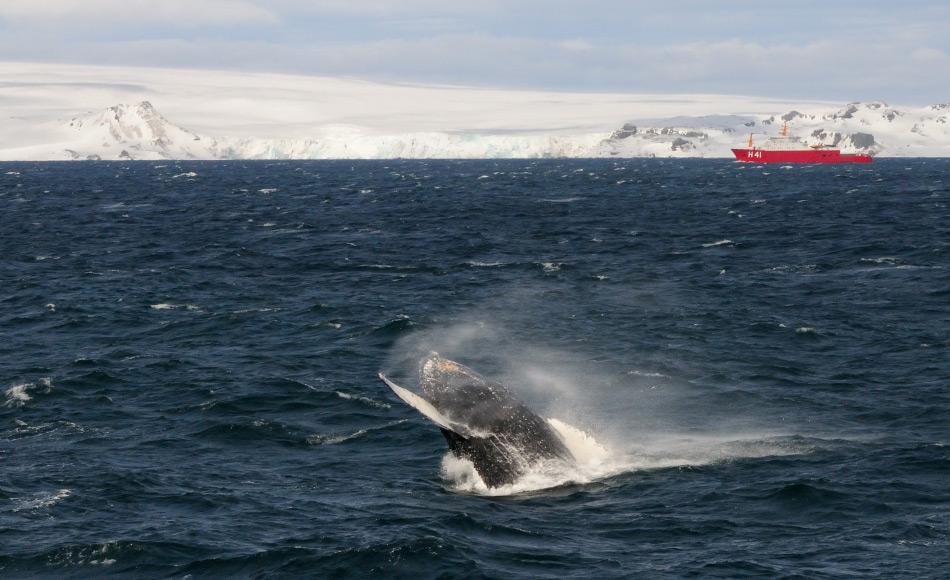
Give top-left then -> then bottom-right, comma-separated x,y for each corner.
3,100 -> 946,161
0,63 -> 947,160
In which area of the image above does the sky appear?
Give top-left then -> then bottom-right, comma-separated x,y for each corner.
0,0 -> 948,103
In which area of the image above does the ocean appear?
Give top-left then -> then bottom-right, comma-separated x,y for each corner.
1,159 -> 948,578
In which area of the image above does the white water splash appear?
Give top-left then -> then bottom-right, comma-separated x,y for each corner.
149,303 -> 200,311
387,322 -> 815,497
442,418 -> 617,496
442,418 -> 813,497
4,378 -> 52,407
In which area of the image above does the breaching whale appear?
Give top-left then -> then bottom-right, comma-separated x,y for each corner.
379,353 -> 574,488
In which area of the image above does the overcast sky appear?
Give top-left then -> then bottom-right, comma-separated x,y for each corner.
1,0 -> 948,103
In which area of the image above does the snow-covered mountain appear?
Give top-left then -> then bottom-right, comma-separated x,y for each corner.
9,99 -> 946,160
61,101 -> 215,160
599,101 -> 950,158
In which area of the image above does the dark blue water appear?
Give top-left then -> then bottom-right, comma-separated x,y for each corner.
1,159 -> 948,578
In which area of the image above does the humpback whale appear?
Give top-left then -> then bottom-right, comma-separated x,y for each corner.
379,353 -> 574,488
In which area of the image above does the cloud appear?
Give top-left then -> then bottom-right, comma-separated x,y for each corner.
0,1 -> 947,103
268,0 -> 516,17
22,32 -> 944,103
0,0 -> 278,27
559,39 -> 594,52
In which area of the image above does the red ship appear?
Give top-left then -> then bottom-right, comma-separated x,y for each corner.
732,122 -> 872,164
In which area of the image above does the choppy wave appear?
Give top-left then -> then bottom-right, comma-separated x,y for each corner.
465,260 -> 506,268
4,378 -> 52,407
334,390 -> 391,409
2,159 -> 947,577
540,197 -> 583,203
307,420 -> 406,446
11,489 -> 72,512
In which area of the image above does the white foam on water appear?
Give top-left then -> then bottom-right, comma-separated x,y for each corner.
626,369 -> 668,378
92,559 -> 116,566
861,256 -> 899,265
307,429 -> 368,446
7,419 -> 91,440
4,378 -> 52,407
334,390 -> 391,409
233,307 -> 277,314
12,488 -> 72,512
306,419 -> 405,446
4,384 -> 33,406
540,197 -> 583,203
702,239 -> 734,248
149,303 -> 200,311
540,262 -> 562,273
466,261 -> 505,268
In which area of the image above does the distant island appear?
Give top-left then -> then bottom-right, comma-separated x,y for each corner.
1,63 -> 947,160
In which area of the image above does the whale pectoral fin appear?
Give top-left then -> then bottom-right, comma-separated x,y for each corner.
378,373 -> 472,437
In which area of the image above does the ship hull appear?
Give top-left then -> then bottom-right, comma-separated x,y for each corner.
732,148 -> 872,164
